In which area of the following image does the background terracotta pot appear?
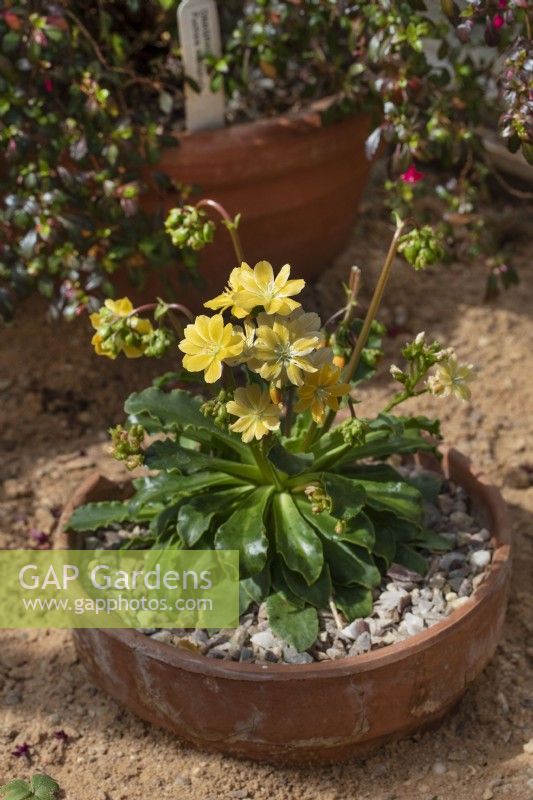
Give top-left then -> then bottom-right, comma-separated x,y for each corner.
134,100 -> 373,308
56,447 -> 511,765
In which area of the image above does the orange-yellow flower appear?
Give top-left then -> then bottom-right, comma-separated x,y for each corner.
295,363 -> 351,423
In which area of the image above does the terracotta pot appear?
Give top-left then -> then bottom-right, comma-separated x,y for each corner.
56,447 -> 511,764
132,100 -> 374,308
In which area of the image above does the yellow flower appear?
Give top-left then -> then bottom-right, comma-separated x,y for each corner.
226,318 -> 256,366
226,385 -> 281,443
89,297 -> 152,359
251,310 -> 321,386
178,314 -> 244,383
204,264 -> 253,318
295,363 -> 351,423
427,357 -> 475,401
234,261 -> 305,316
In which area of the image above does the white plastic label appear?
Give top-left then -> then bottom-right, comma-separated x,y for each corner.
178,0 -> 225,132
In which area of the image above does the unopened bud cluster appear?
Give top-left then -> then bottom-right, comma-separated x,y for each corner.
165,205 -> 216,251
109,424 -> 145,470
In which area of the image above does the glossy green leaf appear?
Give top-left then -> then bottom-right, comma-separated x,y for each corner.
321,538 -> 381,589
267,441 -> 313,476
334,585 -> 373,621
266,592 -> 318,652
128,472 -> 240,513
178,487 -> 252,547
281,563 -> 332,609
394,543 -> 428,576
355,479 -> 423,523
215,487 -> 273,577
296,500 -> 374,551
240,563 -> 271,605
144,438 -> 259,481
67,501 -> 131,532
322,473 -> 366,520
273,493 -> 323,585
409,528 -> 452,552
124,388 -> 253,461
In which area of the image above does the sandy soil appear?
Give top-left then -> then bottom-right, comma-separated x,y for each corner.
0,201 -> 532,800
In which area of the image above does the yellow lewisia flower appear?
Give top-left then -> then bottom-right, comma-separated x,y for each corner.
226,384 -> 281,443
178,314 -> 244,383
234,260 -> 305,316
204,264 -> 253,318
295,363 -> 351,423
427,357 -> 475,401
90,297 -> 152,359
252,310 -> 321,387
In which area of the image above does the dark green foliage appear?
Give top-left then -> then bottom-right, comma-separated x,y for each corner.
68,385 -> 449,651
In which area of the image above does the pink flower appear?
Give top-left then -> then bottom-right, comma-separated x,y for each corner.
492,13 -> 505,28
43,78 -> 53,93
400,164 -> 425,184
498,0 -> 507,8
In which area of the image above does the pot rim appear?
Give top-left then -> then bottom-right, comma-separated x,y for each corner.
57,445 -> 511,682
173,96 -> 361,144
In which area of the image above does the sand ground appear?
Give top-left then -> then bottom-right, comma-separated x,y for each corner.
0,200 -> 532,800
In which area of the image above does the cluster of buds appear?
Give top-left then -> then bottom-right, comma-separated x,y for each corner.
390,332 -> 451,390
90,298 -> 174,360
109,424 -> 145,470
398,225 -> 446,271
165,205 -> 215,251
304,483 -> 332,515
339,417 -> 370,448
391,332 -> 475,402
200,390 -> 231,428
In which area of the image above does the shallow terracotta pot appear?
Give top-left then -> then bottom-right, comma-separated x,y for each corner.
56,447 -> 511,764
132,100 -> 373,308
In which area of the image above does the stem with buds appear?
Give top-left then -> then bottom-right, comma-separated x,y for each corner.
312,219 -> 408,443
197,199 -> 245,265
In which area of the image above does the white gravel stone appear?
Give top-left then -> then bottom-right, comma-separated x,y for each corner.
470,549 -> 491,569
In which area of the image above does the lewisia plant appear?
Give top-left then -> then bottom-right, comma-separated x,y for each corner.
69,201 -> 474,650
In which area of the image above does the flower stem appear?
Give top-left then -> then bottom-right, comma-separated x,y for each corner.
129,302 -> 194,323
197,199 -> 245,265
317,219 -> 408,440
251,442 -> 283,490
383,388 -> 428,413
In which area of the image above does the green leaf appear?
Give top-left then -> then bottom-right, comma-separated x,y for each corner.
67,501 -> 131,532
215,487 -> 273,577
334,585 -> 373,621
406,470 -> 443,503
394,544 -> 428,576
124,388 -> 253,462
355,479 -> 423,524
296,501 -> 374,550
144,439 -> 259,481
267,441 -> 313,476
240,563 -> 271,605
281,563 -> 332,609
178,487 -> 252,547
322,473 -> 366,520
372,525 -> 397,567
409,528 -> 452,552
31,776 -> 60,800
266,592 -> 318,652
273,493 -> 323,585
341,512 -> 376,550
129,472 -> 240,513
321,538 -> 381,589
0,782 -> 31,800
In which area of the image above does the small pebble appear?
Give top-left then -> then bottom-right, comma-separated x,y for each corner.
470,550 -> 491,569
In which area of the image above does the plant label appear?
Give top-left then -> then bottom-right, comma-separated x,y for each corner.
178,0 -> 225,132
